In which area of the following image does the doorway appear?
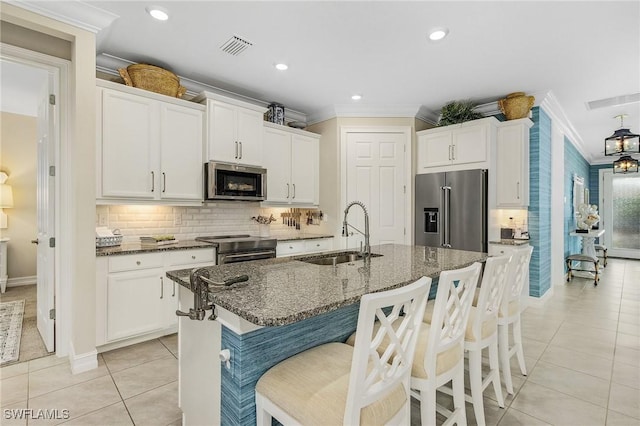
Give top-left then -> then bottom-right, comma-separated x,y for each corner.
600,169 -> 640,259
0,48 -> 61,362
341,127 -> 411,249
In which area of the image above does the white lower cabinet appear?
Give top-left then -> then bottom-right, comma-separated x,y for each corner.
276,238 -> 333,257
96,248 -> 215,348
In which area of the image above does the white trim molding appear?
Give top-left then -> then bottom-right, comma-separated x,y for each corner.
526,285 -> 555,308
6,0 -> 119,33
69,342 -> 98,375
7,276 -> 37,287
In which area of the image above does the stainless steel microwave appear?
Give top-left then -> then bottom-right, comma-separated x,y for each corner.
205,162 -> 267,201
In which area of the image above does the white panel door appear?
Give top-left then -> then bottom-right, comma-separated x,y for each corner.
263,128 -> 292,203
160,104 -> 203,200
418,132 -> 451,170
291,134 -> 318,205
102,89 -> 157,198
107,269 -> 165,341
209,101 -> 237,163
496,125 -> 524,206
236,108 -> 263,166
36,77 -> 55,352
452,124 -> 487,165
346,132 -> 407,248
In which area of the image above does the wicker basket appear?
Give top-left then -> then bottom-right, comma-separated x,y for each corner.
498,92 -> 535,120
118,64 -> 187,98
96,235 -> 123,248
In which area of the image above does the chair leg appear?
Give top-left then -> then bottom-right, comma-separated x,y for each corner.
566,260 -> 572,281
421,385 -> 437,426
604,250 -> 608,267
468,349 -> 486,426
498,324 -> 514,394
513,316 -> 527,376
255,394 -> 272,426
452,366 -> 467,426
489,338 -> 505,408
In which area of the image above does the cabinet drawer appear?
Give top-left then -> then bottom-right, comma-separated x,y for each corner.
276,240 -> 306,257
488,244 -> 529,257
167,249 -> 215,266
304,238 -> 333,253
108,252 -> 164,272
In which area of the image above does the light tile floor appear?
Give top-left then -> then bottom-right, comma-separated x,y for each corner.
0,258 -> 638,425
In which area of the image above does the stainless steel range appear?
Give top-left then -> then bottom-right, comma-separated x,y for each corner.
195,234 -> 277,264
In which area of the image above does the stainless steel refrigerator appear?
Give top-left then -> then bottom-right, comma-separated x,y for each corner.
415,169 -> 487,252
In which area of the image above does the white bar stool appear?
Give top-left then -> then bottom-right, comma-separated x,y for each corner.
255,277 -> 431,425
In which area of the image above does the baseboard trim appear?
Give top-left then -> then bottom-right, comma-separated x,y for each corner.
69,342 -> 98,374
527,285 -> 555,308
7,275 -> 37,287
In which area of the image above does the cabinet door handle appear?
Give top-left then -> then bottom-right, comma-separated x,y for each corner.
286,183 -> 290,198
448,145 -> 452,161
192,255 -> 196,260
451,144 -> 456,160
162,172 -> 166,193
151,171 -> 155,192
517,182 -> 520,199
172,281 -> 176,297
239,141 -> 243,159
136,261 -> 141,265
235,141 -> 238,159
292,183 -> 296,199
160,276 -> 164,299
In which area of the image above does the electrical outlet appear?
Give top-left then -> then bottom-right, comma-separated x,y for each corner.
98,213 -> 108,226
174,213 -> 182,226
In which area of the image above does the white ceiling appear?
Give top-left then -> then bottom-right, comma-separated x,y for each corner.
11,1 -> 640,163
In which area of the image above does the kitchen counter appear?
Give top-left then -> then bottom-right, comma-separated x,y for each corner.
273,233 -> 333,242
96,239 -> 214,256
489,239 -> 530,246
166,244 -> 486,327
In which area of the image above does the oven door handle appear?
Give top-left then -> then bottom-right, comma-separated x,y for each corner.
218,250 -> 276,263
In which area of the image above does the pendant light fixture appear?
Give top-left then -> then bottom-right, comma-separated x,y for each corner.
613,155 -> 639,174
604,114 -> 639,156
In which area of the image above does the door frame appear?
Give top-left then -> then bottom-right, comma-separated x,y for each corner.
1,43 -> 70,357
599,167 -> 640,259
340,126 -> 412,248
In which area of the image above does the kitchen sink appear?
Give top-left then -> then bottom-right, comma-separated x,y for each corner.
299,251 -> 382,266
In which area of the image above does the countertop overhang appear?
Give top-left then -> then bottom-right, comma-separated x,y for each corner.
166,244 -> 487,327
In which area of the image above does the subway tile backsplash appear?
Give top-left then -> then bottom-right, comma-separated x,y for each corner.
96,204 -> 325,242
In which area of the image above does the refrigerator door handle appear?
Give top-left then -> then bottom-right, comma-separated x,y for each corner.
442,186 -> 452,248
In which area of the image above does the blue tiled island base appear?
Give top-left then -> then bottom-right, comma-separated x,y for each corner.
220,303 -> 361,425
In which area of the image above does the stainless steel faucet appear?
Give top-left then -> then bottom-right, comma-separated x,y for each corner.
342,200 -> 370,256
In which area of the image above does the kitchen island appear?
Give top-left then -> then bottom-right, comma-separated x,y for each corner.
166,244 -> 487,426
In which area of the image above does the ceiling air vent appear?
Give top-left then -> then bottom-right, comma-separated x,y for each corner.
220,35 -> 253,56
586,93 -> 640,110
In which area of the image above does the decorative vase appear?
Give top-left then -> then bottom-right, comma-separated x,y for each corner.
259,224 -> 270,237
498,92 -> 535,120
266,103 -> 285,125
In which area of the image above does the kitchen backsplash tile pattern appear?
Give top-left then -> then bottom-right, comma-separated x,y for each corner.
95,204 -> 324,242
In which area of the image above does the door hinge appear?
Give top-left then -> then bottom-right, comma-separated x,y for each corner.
49,94 -> 56,105
49,166 -> 55,177
49,309 -> 56,320
49,237 -> 55,248
404,227 -> 406,236
403,185 -> 406,194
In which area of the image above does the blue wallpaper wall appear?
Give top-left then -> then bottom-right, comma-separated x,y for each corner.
590,164 -> 613,205
528,107 -> 552,297
564,137 -> 591,259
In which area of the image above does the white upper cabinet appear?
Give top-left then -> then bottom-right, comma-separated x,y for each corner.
417,117 -> 497,173
193,92 -> 266,166
496,118 -> 532,207
96,80 -> 205,204
262,123 -> 320,206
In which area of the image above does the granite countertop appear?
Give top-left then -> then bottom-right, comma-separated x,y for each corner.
489,239 -> 530,246
166,244 -> 487,327
96,240 -> 215,256
274,233 -> 334,242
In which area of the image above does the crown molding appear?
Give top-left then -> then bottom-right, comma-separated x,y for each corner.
537,90 -> 593,163
306,104 -> 428,125
7,0 -> 119,33
96,53 -> 309,124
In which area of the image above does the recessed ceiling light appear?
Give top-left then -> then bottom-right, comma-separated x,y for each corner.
275,63 -> 288,71
352,94 -> 362,101
146,6 -> 169,21
428,28 -> 449,41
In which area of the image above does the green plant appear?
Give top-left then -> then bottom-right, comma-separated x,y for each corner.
437,100 -> 483,126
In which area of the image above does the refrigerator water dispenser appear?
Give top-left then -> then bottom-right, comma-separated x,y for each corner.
424,208 -> 438,233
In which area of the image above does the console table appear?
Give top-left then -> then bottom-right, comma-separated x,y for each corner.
569,229 -> 605,276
